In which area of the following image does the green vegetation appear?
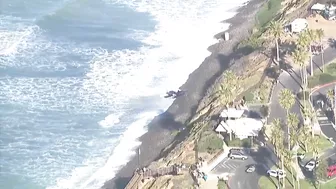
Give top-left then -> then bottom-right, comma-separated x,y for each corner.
297,135 -> 333,158
217,179 -> 227,189
256,0 -> 282,28
244,78 -> 274,104
308,62 -> 336,88
197,130 -> 223,154
224,137 -> 253,148
259,170 -> 336,189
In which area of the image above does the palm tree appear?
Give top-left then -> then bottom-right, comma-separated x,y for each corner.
303,107 -> 316,137
213,71 -> 240,107
306,29 -> 317,76
268,21 -> 284,62
271,119 -> 284,157
280,148 -> 294,189
308,136 -> 321,159
315,29 -> 325,72
327,88 -> 336,125
279,89 -> 296,149
292,49 -> 309,107
287,113 -> 299,149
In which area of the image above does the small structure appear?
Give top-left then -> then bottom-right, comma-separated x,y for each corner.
218,118 -> 264,140
220,108 -> 247,119
311,3 -> 326,13
216,107 -> 263,140
290,18 -> 308,33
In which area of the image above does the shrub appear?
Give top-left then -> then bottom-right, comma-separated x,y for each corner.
197,133 -> 223,153
218,180 -> 227,189
260,105 -> 269,118
225,137 -> 252,148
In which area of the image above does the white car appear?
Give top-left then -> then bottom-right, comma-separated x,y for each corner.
267,170 -> 286,178
305,160 -> 320,171
228,152 -> 248,160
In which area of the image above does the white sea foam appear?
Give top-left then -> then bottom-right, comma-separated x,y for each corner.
47,111 -> 156,189
1,0 -> 250,189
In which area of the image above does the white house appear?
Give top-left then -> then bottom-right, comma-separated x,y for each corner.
311,3 -> 326,12
290,18 -> 308,33
220,108 -> 247,119
216,117 -> 264,140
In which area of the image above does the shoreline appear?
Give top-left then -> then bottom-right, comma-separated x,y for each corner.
102,0 -> 265,188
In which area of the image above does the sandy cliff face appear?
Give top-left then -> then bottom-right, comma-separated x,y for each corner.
139,0 -> 317,188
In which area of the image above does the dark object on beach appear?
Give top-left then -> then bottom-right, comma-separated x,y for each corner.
164,90 -> 186,98
164,90 -> 177,98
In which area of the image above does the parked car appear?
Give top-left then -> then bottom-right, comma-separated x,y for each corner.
305,159 -> 320,171
267,169 -> 286,178
228,152 -> 248,160
246,165 -> 256,173
327,165 -> 336,178
229,148 -> 244,153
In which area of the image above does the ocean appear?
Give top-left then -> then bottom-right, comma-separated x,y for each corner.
0,0 -> 248,189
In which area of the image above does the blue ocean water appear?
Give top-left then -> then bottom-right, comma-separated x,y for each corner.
0,0 -> 248,189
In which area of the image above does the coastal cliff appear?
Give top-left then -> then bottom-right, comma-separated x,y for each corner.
103,0 -> 319,188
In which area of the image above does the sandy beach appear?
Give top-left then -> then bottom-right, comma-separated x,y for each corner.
102,0 -> 265,188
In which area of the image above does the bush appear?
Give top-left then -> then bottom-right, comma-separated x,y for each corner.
260,105 -> 269,118
218,180 -> 227,189
197,133 -> 223,153
225,137 -> 252,148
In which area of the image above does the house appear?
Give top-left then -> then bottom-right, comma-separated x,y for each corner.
290,18 -> 308,33
216,108 -> 263,140
216,117 -> 264,140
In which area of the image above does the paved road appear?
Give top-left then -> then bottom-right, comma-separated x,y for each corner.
269,47 -> 336,124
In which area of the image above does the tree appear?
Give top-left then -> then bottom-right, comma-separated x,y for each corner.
303,107 -> 316,137
327,87 -> 336,125
287,113 -> 299,149
308,136 -> 321,158
305,29 -> 317,76
213,71 -> 240,107
315,29 -> 325,72
270,119 -> 284,157
268,21 -> 284,62
297,124 -> 312,152
279,89 -> 296,149
292,49 -> 309,108
315,158 -> 328,188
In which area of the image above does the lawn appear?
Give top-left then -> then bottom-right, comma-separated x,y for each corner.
308,62 -> 336,89
297,134 -> 333,159
259,176 -> 336,189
